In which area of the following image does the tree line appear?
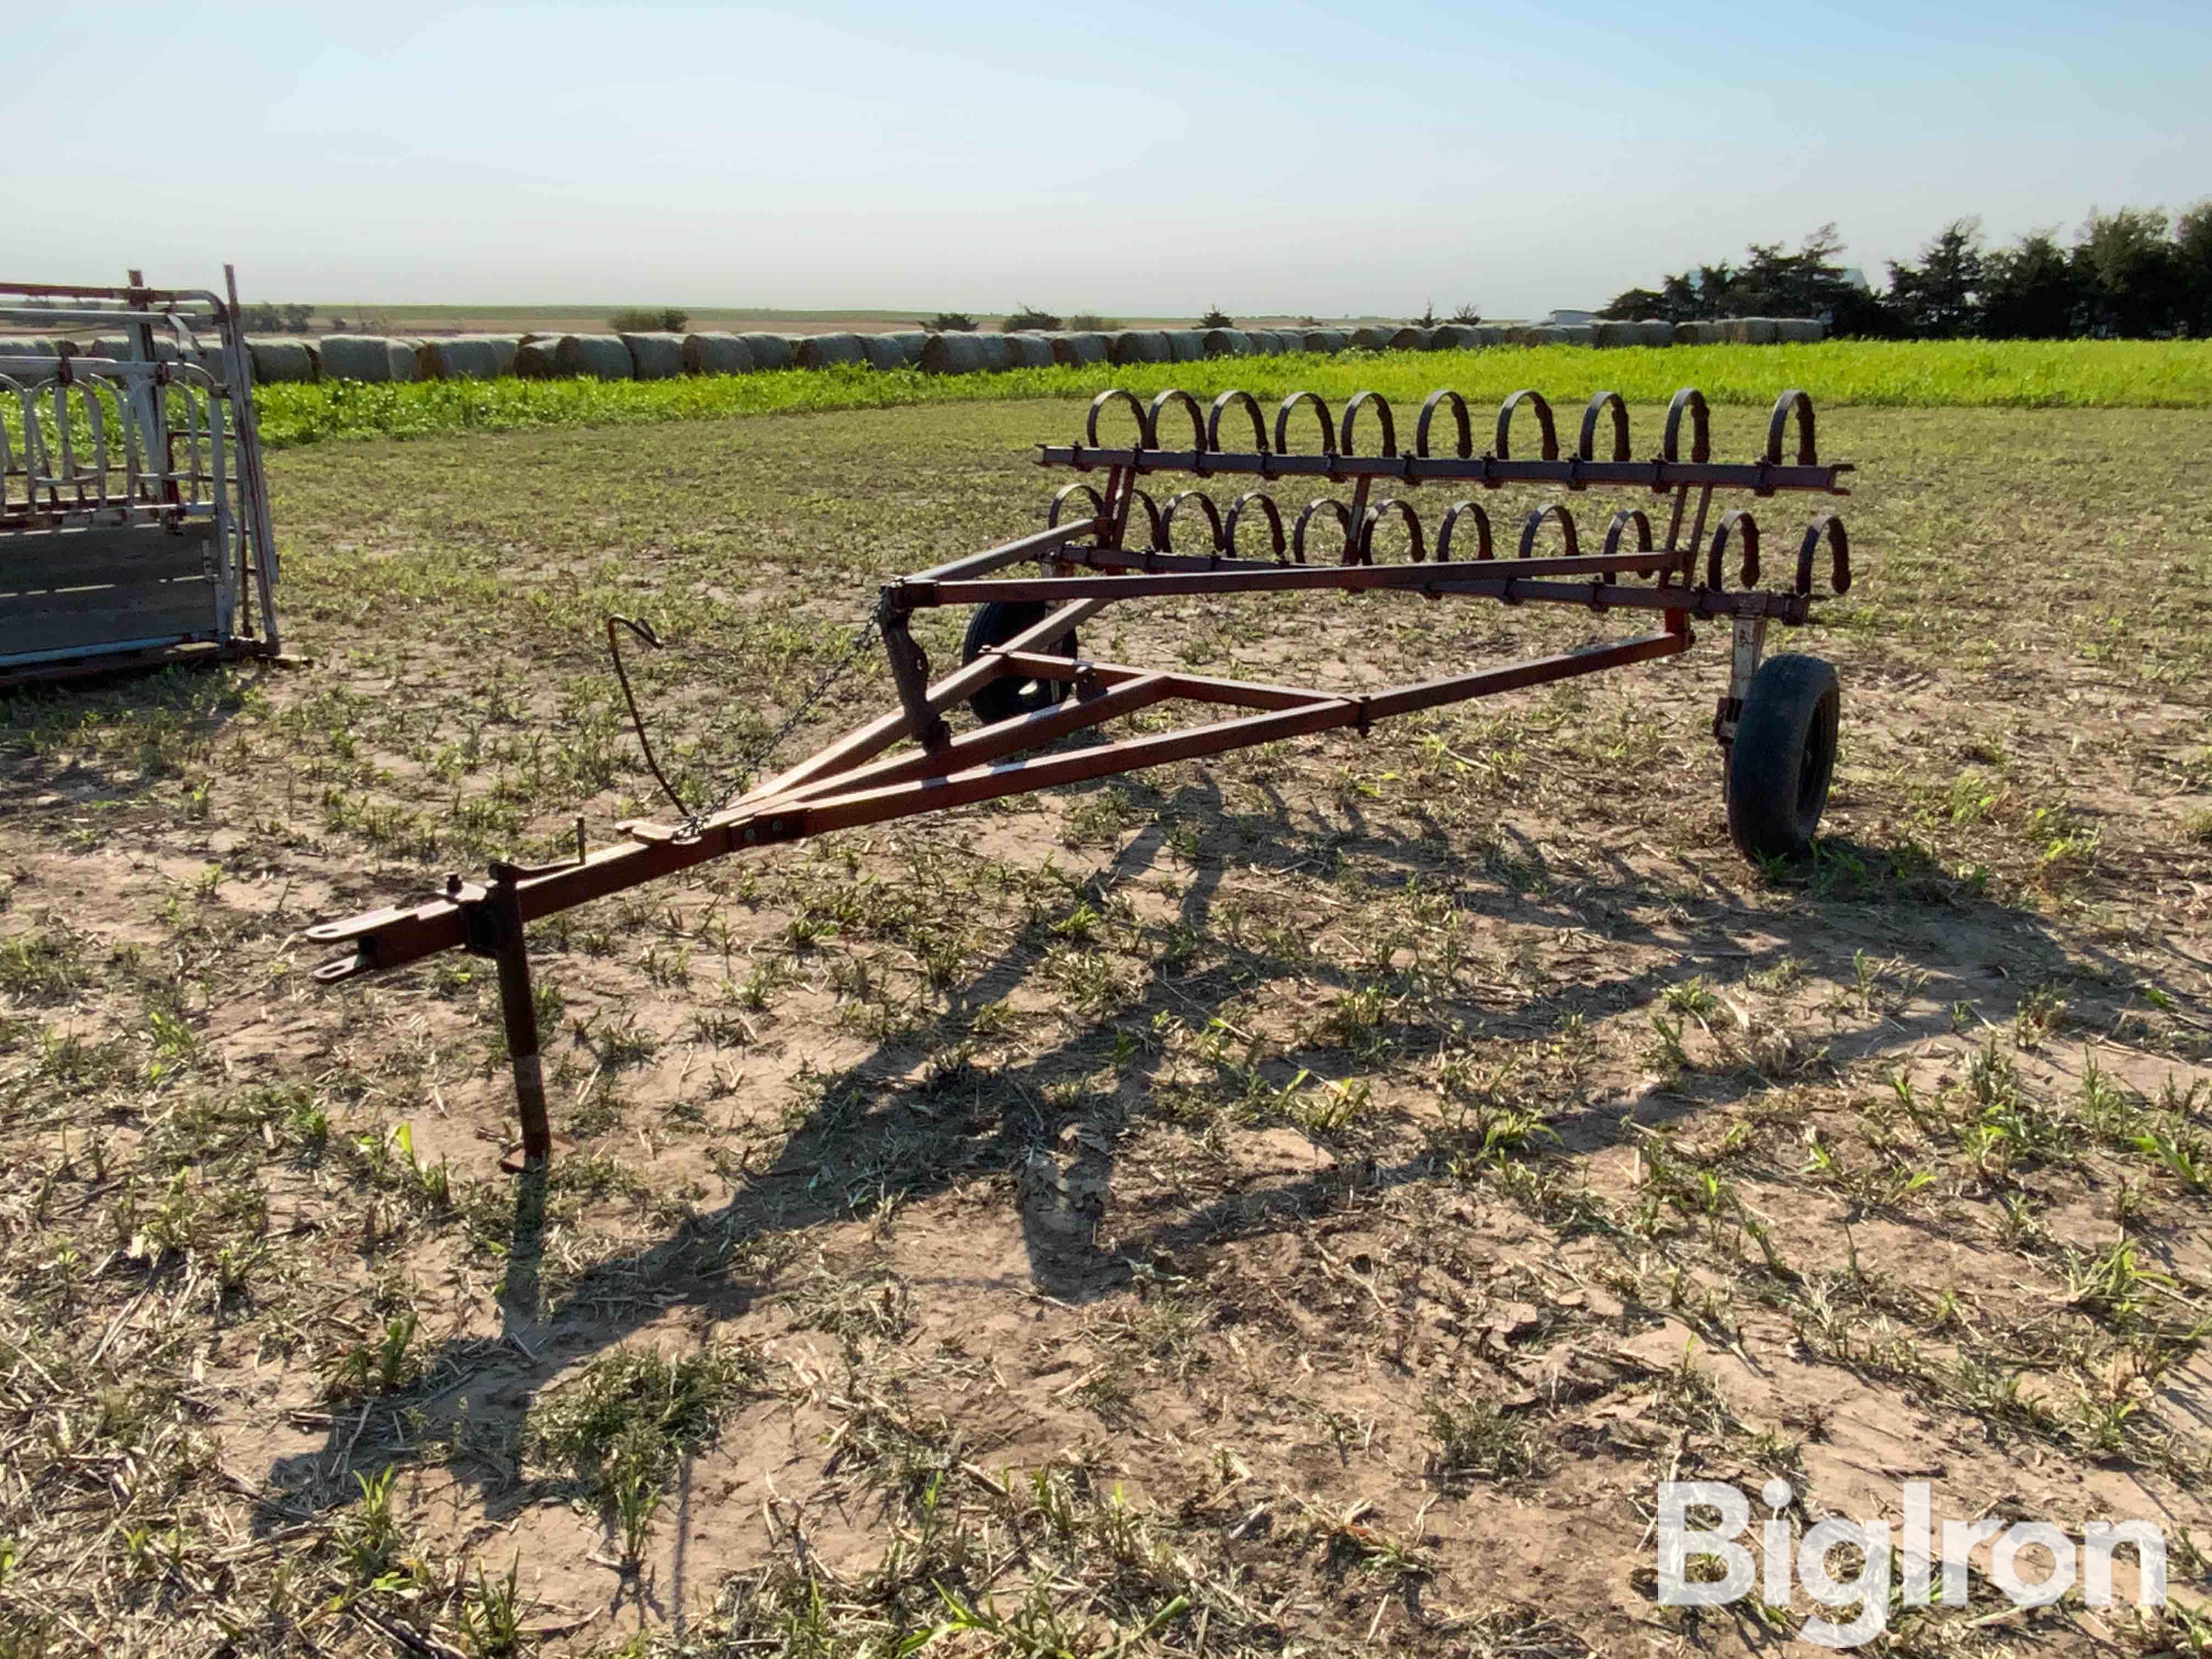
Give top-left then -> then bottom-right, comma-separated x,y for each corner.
1600,207 -> 2212,339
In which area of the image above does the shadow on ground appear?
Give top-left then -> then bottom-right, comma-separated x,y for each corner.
263,772 -> 2181,1533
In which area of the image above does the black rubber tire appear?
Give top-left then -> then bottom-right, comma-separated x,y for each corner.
1725,653 -> 1840,862
962,601 -> 1079,725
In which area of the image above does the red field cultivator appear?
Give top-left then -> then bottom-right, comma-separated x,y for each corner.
310,382 -> 1855,1166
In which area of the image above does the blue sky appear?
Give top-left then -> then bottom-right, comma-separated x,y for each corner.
13,1 -> 2207,316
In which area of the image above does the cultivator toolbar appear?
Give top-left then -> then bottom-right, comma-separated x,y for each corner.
309,383 -> 1856,1167
0,269 -> 281,680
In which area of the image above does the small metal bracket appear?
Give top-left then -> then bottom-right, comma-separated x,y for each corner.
1712,616 -> 1768,748
877,586 -> 952,754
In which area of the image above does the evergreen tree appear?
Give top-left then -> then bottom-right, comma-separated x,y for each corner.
2074,206 -> 2181,335
1886,219 -> 1986,338
1980,230 -> 2083,338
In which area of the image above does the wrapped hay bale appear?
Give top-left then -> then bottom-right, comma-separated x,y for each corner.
1637,320 -> 1675,348
0,337 -> 61,371
1250,330 -> 1289,355
1349,325 -> 1394,351
1003,332 -> 1056,369
621,332 -> 687,380
1555,324 -> 1596,347
1516,326 -> 1562,346
385,338 -> 422,382
1301,330 -> 1347,353
918,332 -> 982,375
417,335 -> 520,379
1164,330 -> 1206,363
90,334 -> 191,363
860,332 -> 929,370
317,335 -> 397,380
738,332 -> 794,371
1201,329 -> 1252,358
1740,318 -> 1781,345
515,335 -> 561,377
796,332 -> 868,370
1777,318 -> 1826,343
247,337 -> 320,382
1671,321 -> 1709,345
975,334 -> 1017,371
681,332 -> 753,376
1388,326 -> 1436,352
1429,325 -> 1476,350
1590,321 -> 1639,349
552,334 -> 633,379
1052,332 -> 1109,365
1109,330 -> 1173,366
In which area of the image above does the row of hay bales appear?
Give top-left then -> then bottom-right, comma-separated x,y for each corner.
0,316 -> 1827,387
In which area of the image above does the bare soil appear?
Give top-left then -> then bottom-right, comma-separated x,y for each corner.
3,398 -> 2211,1656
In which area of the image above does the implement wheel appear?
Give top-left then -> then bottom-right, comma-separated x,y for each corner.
1726,653 -> 1839,862
962,601 -> 1079,726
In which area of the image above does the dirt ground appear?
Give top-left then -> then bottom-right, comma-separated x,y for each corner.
4,396 -> 2211,1656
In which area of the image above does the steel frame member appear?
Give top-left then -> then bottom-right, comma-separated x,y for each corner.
309,382 -> 1857,1169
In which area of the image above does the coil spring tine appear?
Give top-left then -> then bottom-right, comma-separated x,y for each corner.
1087,387 -> 1148,449
1578,391 -> 1630,463
1208,390 -> 1268,455
1293,498 -> 1352,565
1132,488 -> 1166,553
1162,489 -> 1227,556
1517,503 -> 1579,560
1436,500 -> 1492,563
1226,490 -> 1288,562
1339,391 -> 1397,458
1707,509 -> 1760,590
1417,390 -> 1471,459
1358,498 -> 1425,566
1048,482 -> 1105,529
1496,390 -> 1558,461
1601,507 -> 1651,586
1767,389 -> 1817,467
1274,391 -> 1336,459
1663,388 -> 1711,464
1797,514 -> 1850,596
1147,388 -> 1207,458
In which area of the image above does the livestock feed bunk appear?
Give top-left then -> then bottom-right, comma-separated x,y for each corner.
311,382 -> 1855,1169
0,274 -> 281,681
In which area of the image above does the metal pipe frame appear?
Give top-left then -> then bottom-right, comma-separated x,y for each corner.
1039,445 -> 1849,495
0,268 -> 282,666
307,627 -> 1685,984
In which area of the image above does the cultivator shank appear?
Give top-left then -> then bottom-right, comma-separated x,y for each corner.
309,382 -> 1857,1167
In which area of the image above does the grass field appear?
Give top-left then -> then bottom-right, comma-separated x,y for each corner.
4,381 -> 2212,1655
253,340 -> 2212,452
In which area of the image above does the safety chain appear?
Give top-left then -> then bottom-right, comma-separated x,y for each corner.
606,611 -> 882,831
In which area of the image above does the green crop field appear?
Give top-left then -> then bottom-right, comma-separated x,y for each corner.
4,382 -> 2212,1655
253,340 -> 2212,453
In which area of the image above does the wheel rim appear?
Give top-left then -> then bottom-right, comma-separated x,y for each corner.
1798,691 -> 1839,821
